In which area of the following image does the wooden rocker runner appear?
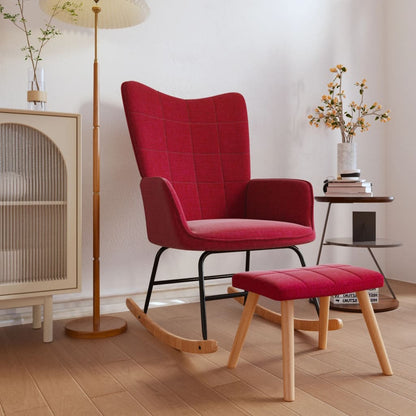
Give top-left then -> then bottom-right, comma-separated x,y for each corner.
126,297 -> 218,353
227,286 -> 343,331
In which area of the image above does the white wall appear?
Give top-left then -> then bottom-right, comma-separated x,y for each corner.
2,0 -> 409,314
385,0 -> 416,283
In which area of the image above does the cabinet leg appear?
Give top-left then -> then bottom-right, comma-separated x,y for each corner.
33,305 -> 42,329
43,296 -> 53,343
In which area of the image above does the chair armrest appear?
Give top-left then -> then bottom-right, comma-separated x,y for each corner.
140,177 -> 192,249
246,178 -> 315,230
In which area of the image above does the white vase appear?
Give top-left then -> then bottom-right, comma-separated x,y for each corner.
27,67 -> 47,111
337,142 -> 357,177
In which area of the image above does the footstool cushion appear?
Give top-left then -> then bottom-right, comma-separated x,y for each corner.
232,264 -> 384,301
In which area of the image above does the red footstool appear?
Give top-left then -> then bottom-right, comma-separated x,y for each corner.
227,264 -> 393,402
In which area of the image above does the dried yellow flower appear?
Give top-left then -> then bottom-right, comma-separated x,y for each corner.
308,65 -> 391,143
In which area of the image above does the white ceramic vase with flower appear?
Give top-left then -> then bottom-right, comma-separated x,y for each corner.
308,64 -> 391,178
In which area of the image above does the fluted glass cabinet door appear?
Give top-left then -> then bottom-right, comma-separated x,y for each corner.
0,109 -> 81,298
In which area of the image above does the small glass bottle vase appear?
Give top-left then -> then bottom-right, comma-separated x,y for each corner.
337,142 -> 357,177
27,67 -> 47,111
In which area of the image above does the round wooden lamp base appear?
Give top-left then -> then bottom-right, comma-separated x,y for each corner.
65,316 -> 127,339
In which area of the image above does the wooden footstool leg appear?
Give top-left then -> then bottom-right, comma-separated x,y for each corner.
281,300 -> 295,402
318,296 -> 330,349
228,292 -> 259,369
356,290 -> 393,376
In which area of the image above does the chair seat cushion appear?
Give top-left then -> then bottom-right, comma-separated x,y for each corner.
232,264 -> 384,301
187,218 -> 315,251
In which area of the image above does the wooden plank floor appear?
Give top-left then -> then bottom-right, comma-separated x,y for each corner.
1,279 -> 415,415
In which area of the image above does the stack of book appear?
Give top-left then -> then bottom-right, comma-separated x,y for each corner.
325,179 -> 373,196
331,288 -> 379,304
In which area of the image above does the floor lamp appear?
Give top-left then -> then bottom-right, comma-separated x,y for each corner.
39,0 -> 150,338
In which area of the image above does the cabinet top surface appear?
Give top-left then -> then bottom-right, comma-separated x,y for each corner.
315,195 -> 394,203
0,108 -> 80,118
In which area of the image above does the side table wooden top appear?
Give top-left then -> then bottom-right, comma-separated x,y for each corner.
315,196 -> 394,203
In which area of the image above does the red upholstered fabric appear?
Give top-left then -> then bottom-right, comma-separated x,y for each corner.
122,81 -> 250,220
122,81 -> 315,251
187,219 -> 313,251
140,177 -> 315,250
246,179 -> 314,228
232,265 -> 384,301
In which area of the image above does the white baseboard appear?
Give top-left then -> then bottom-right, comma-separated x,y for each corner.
0,281 -> 230,328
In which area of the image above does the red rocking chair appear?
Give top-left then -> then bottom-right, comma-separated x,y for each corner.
121,81 -> 341,353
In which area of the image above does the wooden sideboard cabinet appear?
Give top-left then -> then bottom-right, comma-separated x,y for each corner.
0,109 -> 81,341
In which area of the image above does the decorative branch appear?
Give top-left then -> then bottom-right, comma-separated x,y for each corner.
0,1 -> 81,91
308,65 -> 391,143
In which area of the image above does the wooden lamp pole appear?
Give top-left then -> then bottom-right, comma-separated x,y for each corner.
65,3 -> 127,338
92,4 -> 102,332
39,0 -> 149,338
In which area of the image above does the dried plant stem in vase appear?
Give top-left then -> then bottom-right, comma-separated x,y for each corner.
0,0 -> 80,110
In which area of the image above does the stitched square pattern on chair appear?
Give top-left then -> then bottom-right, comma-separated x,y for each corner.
122,81 -> 250,220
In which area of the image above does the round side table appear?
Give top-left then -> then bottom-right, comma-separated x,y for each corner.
315,195 -> 400,312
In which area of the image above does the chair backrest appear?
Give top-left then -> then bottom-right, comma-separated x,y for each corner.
122,81 -> 251,220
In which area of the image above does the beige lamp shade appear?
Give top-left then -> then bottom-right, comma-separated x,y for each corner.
39,0 -> 150,29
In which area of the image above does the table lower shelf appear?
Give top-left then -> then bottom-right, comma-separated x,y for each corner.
330,295 -> 399,313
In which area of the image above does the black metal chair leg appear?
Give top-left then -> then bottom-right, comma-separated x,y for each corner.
144,247 -> 169,313
198,251 -> 211,340
288,245 -> 306,267
309,297 -> 320,314
245,250 -> 251,271
242,251 -> 250,304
